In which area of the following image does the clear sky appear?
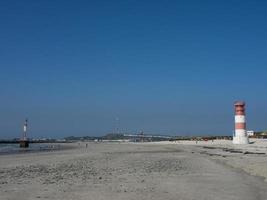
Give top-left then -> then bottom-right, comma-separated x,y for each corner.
0,0 -> 267,139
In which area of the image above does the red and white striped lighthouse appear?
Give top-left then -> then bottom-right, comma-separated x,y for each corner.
233,101 -> 249,144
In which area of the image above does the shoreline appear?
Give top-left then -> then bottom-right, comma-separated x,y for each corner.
0,143 -> 77,156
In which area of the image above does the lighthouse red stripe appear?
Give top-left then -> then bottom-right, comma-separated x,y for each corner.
235,123 -> 246,129
235,111 -> 245,115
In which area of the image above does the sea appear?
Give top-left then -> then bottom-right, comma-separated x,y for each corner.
0,143 -> 61,155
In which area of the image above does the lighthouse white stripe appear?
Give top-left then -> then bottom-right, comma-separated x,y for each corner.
235,115 -> 246,123
235,129 -> 246,137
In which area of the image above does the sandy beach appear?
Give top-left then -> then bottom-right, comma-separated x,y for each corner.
1,140 -> 267,200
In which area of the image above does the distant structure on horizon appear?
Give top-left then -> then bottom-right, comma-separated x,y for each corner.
20,118 -> 29,148
247,130 -> 255,137
233,101 -> 249,144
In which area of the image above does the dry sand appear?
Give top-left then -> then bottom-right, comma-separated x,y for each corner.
1,140 -> 267,200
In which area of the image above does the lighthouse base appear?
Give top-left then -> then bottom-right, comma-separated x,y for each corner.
233,136 -> 249,144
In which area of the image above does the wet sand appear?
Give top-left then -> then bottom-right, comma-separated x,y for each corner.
1,141 -> 267,200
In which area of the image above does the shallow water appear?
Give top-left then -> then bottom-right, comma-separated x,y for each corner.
0,143 -> 61,154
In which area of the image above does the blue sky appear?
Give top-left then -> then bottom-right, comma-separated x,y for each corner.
0,0 -> 267,138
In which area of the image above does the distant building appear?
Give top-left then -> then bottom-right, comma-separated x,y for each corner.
247,130 -> 254,137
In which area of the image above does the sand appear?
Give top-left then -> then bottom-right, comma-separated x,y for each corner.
1,140 -> 267,200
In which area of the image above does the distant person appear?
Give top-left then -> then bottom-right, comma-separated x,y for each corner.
86,143 -> 88,148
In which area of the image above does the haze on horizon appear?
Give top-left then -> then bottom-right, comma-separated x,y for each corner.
0,0 -> 267,139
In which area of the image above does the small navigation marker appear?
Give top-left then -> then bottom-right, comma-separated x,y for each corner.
20,118 -> 29,148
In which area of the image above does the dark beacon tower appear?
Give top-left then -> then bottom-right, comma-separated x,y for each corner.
20,119 -> 29,148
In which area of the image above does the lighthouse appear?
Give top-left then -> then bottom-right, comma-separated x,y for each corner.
20,119 -> 29,148
233,101 -> 249,144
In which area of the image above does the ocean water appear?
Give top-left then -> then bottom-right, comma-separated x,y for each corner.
0,143 -> 61,154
